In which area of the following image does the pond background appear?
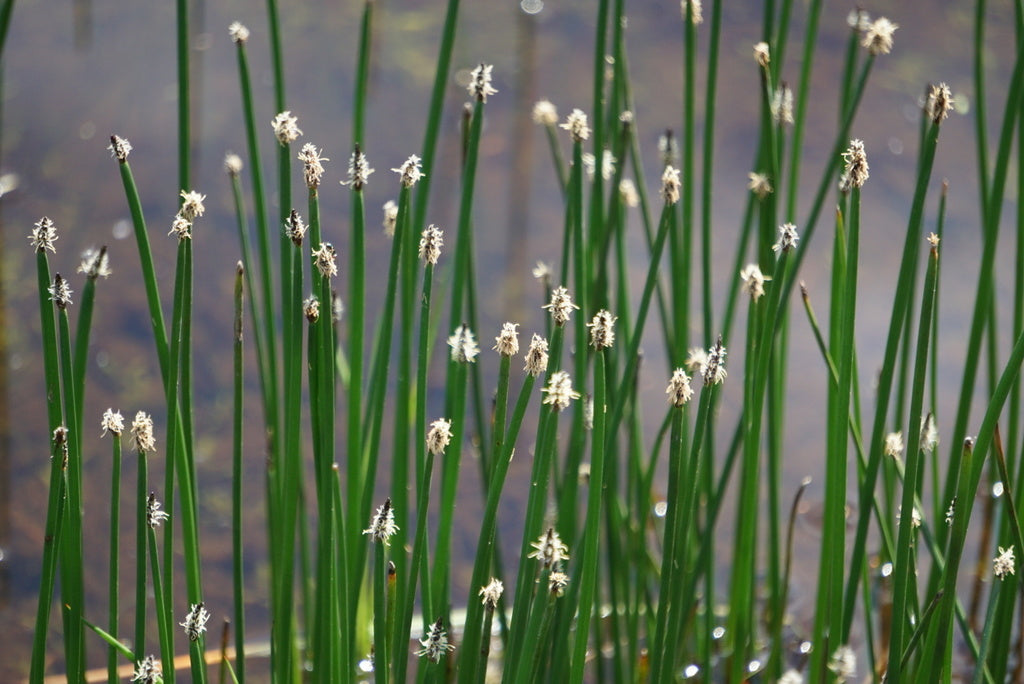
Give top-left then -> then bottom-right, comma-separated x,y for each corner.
0,0 -> 1019,679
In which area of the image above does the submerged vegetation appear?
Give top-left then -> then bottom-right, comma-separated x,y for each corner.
13,0 -> 1024,681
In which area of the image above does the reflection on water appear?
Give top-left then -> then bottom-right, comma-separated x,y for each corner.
0,0 -> 1020,679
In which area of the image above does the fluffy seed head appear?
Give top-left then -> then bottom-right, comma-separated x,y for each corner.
685,347 -> 708,372
680,0 -> 703,24
48,274 -> 73,309
29,216 -> 58,253
848,8 -> 871,32
78,247 -> 111,279
560,108 -> 591,142
662,166 -> 681,205
298,143 -> 329,189
271,111 -> 302,146
392,154 -> 424,188
416,618 -> 456,662
363,498 -> 399,545
528,528 -> 570,568
101,408 -> 124,437
418,224 -> 444,265
739,263 -> 770,302
926,82 -> 954,124
772,223 -> 800,253
494,322 -> 520,357
524,334 -> 550,377
920,413 -> 939,453
666,369 -> 694,407
131,412 -> 156,452
108,135 -> 133,162
479,578 -> 504,609
542,370 -> 581,411
147,493 -> 170,528
862,17 -> 898,55
587,309 -> 617,349
468,63 -> 498,102
993,545 -> 1016,579
180,602 -> 210,642
285,209 -> 306,245
447,325 -> 480,363
312,242 -> 338,278
228,21 -> 250,43
840,139 -> 869,191
543,286 -> 579,326
532,99 -> 558,126
341,144 -> 374,190
303,295 -> 320,323
619,178 -> 640,207
532,261 -> 552,287
426,418 -> 453,456
224,153 -> 243,176
549,571 -> 571,596
658,130 -> 678,165
772,83 -> 794,125
168,215 -> 192,240
927,232 -> 941,248
779,669 -> 804,684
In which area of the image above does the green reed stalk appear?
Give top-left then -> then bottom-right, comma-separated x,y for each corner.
784,0 -> 822,221
887,240 -> 939,678
373,538 -> 391,684
29,238 -> 67,682
394,256 -> 438,684
72,249 -> 104,420
107,422 -> 124,684
347,164 -> 368,577
176,0 -> 189,193
231,263 -> 246,684
133,446 -> 149,669
231,36 -> 280,472
512,566 -> 552,684
55,290 -> 85,683
569,348 -> 608,682
352,0 -> 373,147
147,524 -> 175,684
700,0 -> 722,343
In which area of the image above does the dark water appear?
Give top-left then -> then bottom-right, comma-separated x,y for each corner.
0,0 -> 1019,680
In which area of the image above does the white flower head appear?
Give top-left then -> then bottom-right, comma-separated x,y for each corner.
494,322 -> 520,357
528,527 -> 570,568
884,431 -> 904,459
147,493 -> 170,529
828,644 -> 856,682
840,138 -> 869,191
427,418 -> 453,456
341,145 -> 374,190
29,216 -> 58,253
524,333 -> 550,377
312,242 -> 338,279
662,166 -> 681,205
131,411 -> 156,452
772,83 -> 794,125
684,347 -> 708,372
418,224 -> 444,265
532,99 -> 558,126
587,309 -> 617,350
78,247 -> 111,279
920,413 -> 939,454
658,130 -> 678,165
382,200 -> 399,237
479,578 -> 504,609
619,178 -> 640,207
303,295 -> 320,323
532,261 -> 552,285
944,497 -> 956,526
130,655 -> 162,683
416,618 -> 456,663
179,190 -> 206,222
168,215 -> 192,241
298,143 -> 329,189
862,17 -> 898,56
468,63 -> 498,102
772,223 -> 800,253
448,325 -> 480,363
541,370 -> 581,411
108,135 -> 133,162
228,21 -> 250,44
993,545 -> 1016,579
739,263 -> 770,302
392,154 -> 424,188
560,108 -> 591,142
48,274 -> 73,309
666,368 -> 694,407
926,82 -> 954,124
180,602 -> 211,642
779,669 -> 803,684
543,286 -> 579,326
271,111 -> 302,146
753,41 -> 770,68
748,172 -> 773,199
224,153 -> 243,176
548,571 -> 570,596
702,338 -> 728,386
680,0 -> 703,24
284,209 -> 307,245
363,498 -> 399,545
101,408 -> 124,437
